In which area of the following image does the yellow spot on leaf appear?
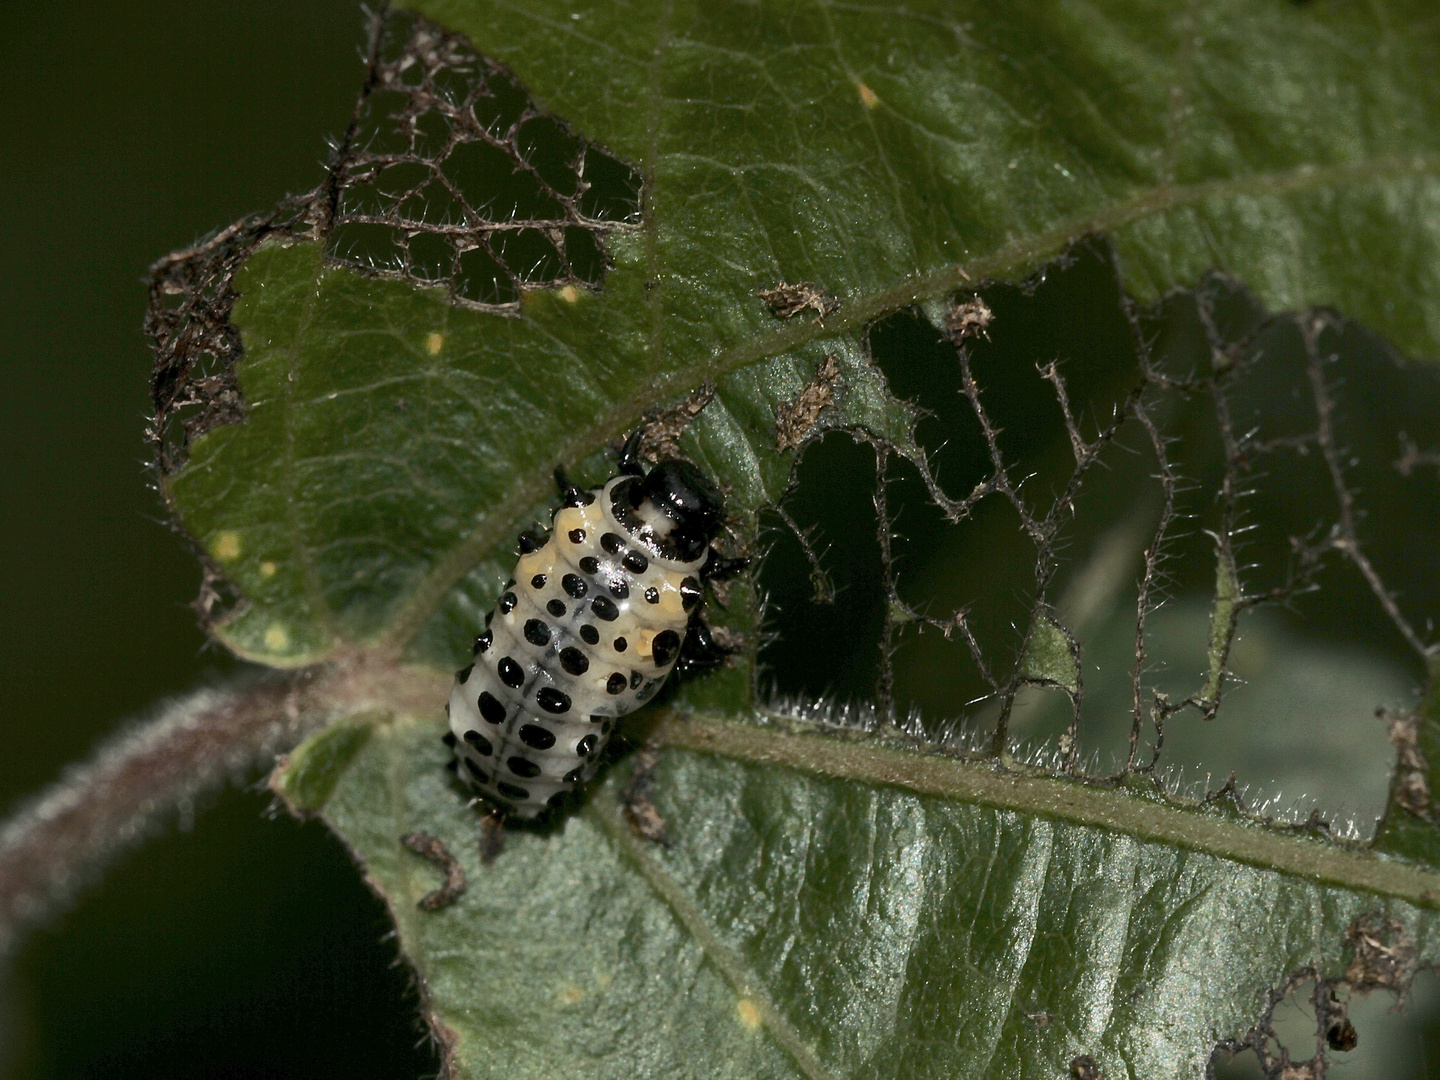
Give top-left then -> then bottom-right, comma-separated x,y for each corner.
259,561 -> 277,578
264,624 -> 291,652
557,285 -> 581,304
736,998 -> 761,1031
857,82 -> 879,109
426,332 -> 444,355
212,531 -> 242,561
558,984 -> 583,1006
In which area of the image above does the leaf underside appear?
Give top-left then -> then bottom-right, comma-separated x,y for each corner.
147,1 -> 1440,1077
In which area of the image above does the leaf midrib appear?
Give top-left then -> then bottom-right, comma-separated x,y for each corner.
376,150 -> 1440,655
316,660 -> 1440,906
653,709 -> 1440,908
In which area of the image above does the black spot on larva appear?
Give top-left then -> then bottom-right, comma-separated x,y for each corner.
580,624 -> 600,645
445,758 -> 459,772
508,756 -> 542,779
497,781 -> 530,800
530,574 -> 546,590
478,691 -> 507,725
630,670 -> 643,689
606,673 -> 627,695
601,719 -> 613,734
637,682 -> 656,701
519,724 -> 557,750
463,729 -> 494,756
442,730 -> 457,747
609,578 -> 629,599
499,591 -> 518,614
577,734 -> 598,756
644,587 -> 659,605
547,791 -> 568,809
498,657 -> 524,687
504,577 -> 516,589
562,573 -> 588,598
524,619 -> 551,646
680,577 -> 702,611
517,530 -> 544,554
537,687 -> 572,714
601,532 -> 625,554
579,556 -> 600,575
456,664 -> 474,683
563,768 -> 584,784
568,528 -> 586,544
623,550 -> 648,574
547,598 -> 566,618
473,630 -> 492,654
591,596 -> 619,621
652,629 -> 681,667
560,647 -> 589,675
564,488 -> 594,508
613,636 -> 627,652
464,758 -> 488,782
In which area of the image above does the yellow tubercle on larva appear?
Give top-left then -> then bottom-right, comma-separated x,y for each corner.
634,628 -> 657,662
516,548 -> 555,582
654,574 -> 688,618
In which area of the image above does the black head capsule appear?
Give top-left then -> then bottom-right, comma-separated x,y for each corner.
612,458 -> 726,562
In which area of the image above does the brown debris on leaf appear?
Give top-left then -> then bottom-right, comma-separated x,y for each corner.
400,831 -> 467,910
620,747 -> 670,845
757,280 -> 840,320
635,383 -> 716,462
1382,706 -> 1433,819
945,295 -> 994,343
478,808 -> 507,864
1343,913 -> 1416,998
775,353 -> 842,452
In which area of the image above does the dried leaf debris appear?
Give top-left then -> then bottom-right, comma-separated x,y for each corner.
757,280 -> 840,320
774,352 -> 842,452
145,9 -> 641,474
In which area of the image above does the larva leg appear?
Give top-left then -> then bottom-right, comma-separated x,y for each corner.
674,617 -> 731,677
701,550 -> 749,582
616,428 -> 646,476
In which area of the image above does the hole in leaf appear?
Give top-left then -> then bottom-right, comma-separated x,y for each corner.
562,226 -> 605,284
328,222 -> 406,270
455,244 -> 516,306
517,115 -> 583,197
405,232 -> 453,280
496,228 -> 563,283
759,433 -> 886,705
578,145 -> 643,221
376,161 -> 432,198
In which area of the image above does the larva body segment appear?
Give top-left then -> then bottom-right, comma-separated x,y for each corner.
447,463 -> 720,819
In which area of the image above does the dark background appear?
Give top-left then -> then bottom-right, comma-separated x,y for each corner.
3,2 -> 1439,1078
0,3 -> 436,1076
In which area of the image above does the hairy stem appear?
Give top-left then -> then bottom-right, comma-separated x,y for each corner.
0,653 -> 445,955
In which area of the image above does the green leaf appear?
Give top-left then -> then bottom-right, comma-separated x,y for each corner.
152,1 -> 1440,1077
1019,613 -> 1080,694
273,707 -> 1440,1079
